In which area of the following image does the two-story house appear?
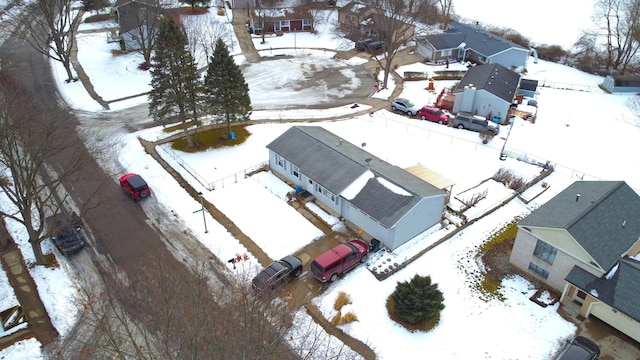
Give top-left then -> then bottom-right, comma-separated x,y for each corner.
509,180 -> 640,343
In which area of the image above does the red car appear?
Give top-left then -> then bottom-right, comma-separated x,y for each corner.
310,239 -> 369,282
418,106 -> 451,125
119,173 -> 151,201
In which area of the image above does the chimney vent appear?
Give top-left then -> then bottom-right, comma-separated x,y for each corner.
575,194 -> 580,202
623,220 -> 627,228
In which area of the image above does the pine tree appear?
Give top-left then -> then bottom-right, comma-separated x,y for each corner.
203,37 -> 252,139
148,17 -> 205,148
391,274 -> 445,325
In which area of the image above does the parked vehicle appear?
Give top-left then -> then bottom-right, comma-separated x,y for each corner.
119,173 -> 151,201
391,98 -> 420,116
310,239 -> 369,282
45,212 -> 86,256
252,255 -> 303,291
354,39 -> 384,53
418,106 -> 451,124
452,112 -> 499,134
354,39 -> 375,51
555,336 -> 600,360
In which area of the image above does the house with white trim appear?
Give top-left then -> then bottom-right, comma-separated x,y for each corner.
266,126 -> 448,250
509,180 -> 640,343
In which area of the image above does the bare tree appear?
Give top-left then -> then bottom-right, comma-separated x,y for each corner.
114,0 -> 166,68
305,6 -> 327,33
61,254 -> 360,359
182,13 -> 232,65
3,0 -> 82,82
367,0 -> 433,88
0,72 -> 93,264
437,0 -> 453,28
625,95 -> 640,126
591,0 -> 640,74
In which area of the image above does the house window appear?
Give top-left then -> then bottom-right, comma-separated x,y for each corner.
576,290 -> 587,300
280,20 -> 290,27
316,184 -> 336,204
533,239 -> 557,265
276,155 -> 286,170
440,49 -> 452,57
528,262 -> 549,279
292,165 -> 300,178
303,19 -> 311,26
254,21 -> 263,30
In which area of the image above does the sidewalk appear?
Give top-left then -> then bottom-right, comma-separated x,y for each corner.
67,14 -> 422,359
0,224 -> 59,351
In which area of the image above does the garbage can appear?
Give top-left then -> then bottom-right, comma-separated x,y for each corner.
369,239 -> 381,252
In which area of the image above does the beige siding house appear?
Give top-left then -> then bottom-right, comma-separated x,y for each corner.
509,180 -> 640,343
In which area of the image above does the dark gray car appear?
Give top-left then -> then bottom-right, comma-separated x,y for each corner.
45,212 -> 86,255
556,336 -> 600,360
252,255 -> 303,291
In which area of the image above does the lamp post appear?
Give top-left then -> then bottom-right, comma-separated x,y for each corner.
198,192 -> 208,233
499,116 -> 516,161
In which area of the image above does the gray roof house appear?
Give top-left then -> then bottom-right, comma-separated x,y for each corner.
113,0 -> 162,50
266,126 -> 448,250
416,21 -> 530,70
509,180 -> 640,343
452,63 -> 521,124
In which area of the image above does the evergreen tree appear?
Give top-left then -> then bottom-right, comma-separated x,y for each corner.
148,17 -> 205,148
391,274 -> 445,325
203,37 -> 252,138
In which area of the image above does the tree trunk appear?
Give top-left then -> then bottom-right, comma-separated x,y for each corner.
30,237 -> 46,265
179,107 -> 194,148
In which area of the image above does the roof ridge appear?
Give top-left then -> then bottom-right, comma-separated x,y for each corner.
566,181 -> 625,229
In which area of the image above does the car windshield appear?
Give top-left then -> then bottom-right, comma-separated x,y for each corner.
405,100 -> 415,108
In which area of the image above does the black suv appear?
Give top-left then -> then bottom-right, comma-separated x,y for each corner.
45,212 -> 86,256
252,255 -> 303,291
556,336 -> 600,360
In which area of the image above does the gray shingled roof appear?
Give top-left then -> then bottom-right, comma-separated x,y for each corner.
423,32 -> 467,50
454,63 -> 520,103
445,21 -> 527,56
565,257 -> 640,322
266,126 -> 446,227
520,181 -> 640,271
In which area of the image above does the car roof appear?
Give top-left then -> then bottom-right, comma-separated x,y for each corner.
314,243 -> 358,265
280,255 -> 302,268
124,174 -> 148,189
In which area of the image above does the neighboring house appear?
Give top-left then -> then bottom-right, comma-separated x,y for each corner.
509,181 -> 640,343
518,79 -> 538,98
601,75 -> 640,93
249,7 -> 313,34
113,0 -> 162,51
337,1 -> 414,44
337,1 -> 377,40
266,126 -> 448,250
416,21 -> 530,70
452,63 -> 521,124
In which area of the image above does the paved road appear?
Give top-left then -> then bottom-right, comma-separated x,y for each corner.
0,16 -> 231,358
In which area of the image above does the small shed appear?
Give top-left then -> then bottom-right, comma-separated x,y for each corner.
601,75 -> 640,93
518,79 -> 538,98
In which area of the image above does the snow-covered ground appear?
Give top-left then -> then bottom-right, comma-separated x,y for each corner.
2,3 -> 640,360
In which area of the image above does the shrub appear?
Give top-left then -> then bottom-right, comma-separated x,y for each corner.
391,274 -> 444,325
331,310 -> 359,326
333,291 -> 352,311
492,167 -> 528,192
